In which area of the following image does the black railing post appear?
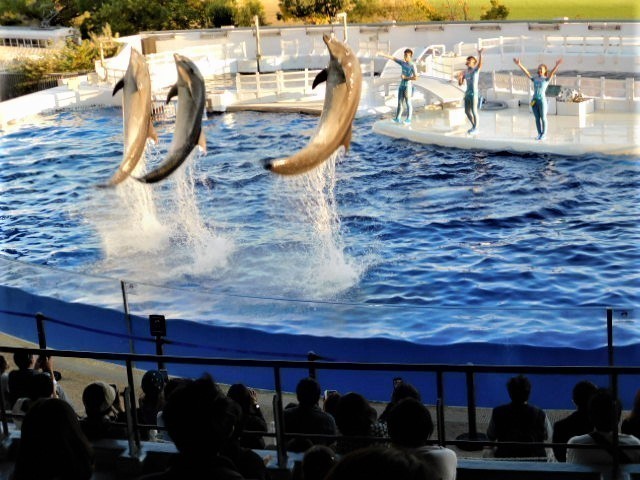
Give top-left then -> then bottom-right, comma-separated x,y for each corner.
273,367 -> 287,469
456,365 -> 488,451
0,386 -> 9,437
607,307 -> 614,367
35,312 -> 47,349
436,370 -> 446,444
307,351 -> 321,379
125,359 -> 141,453
120,281 -> 136,365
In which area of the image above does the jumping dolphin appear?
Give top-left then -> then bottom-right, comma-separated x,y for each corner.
136,54 -> 206,184
263,34 -> 362,175
103,48 -> 157,186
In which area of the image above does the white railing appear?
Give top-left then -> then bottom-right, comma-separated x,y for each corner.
491,72 -> 638,101
235,68 -> 322,97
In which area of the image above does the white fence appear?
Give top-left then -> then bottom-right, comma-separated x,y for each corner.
234,68 -> 322,97
491,72 -> 639,101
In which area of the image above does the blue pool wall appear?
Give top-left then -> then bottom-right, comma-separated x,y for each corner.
1,285 -> 637,410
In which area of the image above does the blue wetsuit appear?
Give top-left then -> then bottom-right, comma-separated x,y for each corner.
393,59 -> 418,122
531,75 -> 551,138
463,67 -> 480,131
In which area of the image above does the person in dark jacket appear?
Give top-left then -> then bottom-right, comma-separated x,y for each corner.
552,380 -> 598,461
487,374 -> 550,458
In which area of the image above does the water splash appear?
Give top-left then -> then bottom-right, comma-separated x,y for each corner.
89,145 -> 233,281
283,149 -> 364,298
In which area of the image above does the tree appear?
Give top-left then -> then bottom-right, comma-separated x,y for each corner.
203,0 -> 235,28
277,0 -> 351,23
480,0 -> 509,20
234,0 -> 267,27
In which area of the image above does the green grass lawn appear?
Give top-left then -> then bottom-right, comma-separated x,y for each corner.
262,0 -> 639,24
438,0 -> 640,21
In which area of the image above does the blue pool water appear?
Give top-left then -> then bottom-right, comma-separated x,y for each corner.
0,108 -> 639,350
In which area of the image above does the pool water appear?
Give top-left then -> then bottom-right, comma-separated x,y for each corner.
1,108 -> 638,348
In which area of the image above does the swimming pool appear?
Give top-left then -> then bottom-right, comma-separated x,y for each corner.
1,107 -> 638,346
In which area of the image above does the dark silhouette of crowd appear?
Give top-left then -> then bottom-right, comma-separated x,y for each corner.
1,350 -> 639,479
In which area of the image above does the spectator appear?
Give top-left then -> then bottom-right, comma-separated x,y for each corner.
552,380 -> 598,461
227,383 -> 268,449
302,445 -> 336,480
567,388 -> 640,464
80,381 -> 127,441
12,398 -> 94,480
387,398 -> 456,480
220,399 -> 268,480
334,392 -> 387,454
323,390 -> 341,420
156,377 -> 190,442
34,354 -> 68,402
486,374 -> 550,458
325,445 -> 432,480
0,355 -> 10,409
138,370 -> 165,440
7,352 -> 36,407
283,377 -> 337,452
138,375 -> 244,479
621,389 -> 640,438
379,380 -> 421,424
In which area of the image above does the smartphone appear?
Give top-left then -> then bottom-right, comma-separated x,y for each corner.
393,377 -> 403,388
323,389 -> 337,400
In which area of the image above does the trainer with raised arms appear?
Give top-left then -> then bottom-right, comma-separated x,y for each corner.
378,49 -> 418,125
513,56 -> 563,140
457,48 -> 484,135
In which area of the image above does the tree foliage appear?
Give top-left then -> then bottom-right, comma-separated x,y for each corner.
277,0 -> 351,23
480,0 -> 509,20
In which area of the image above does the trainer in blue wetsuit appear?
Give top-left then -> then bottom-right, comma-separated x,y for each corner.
513,57 -> 563,140
378,49 -> 418,125
457,48 -> 484,134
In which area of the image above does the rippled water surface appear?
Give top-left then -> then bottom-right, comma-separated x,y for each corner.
1,108 -> 638,347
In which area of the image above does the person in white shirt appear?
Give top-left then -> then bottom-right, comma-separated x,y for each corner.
567,388 -> 640,464
387,397 -> 457,480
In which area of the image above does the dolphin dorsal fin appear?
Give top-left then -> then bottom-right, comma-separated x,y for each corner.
112,78 -> 125,96
312,69 -> 328,90
166,84 -> 178,104
148,120 -> 158,144
198,131 -> 207,154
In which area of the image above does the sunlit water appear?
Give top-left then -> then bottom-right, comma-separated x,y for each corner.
1,108 -> 638,348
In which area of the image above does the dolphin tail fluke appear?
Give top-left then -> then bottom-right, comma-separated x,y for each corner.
112,78 -> 125,96
198,131 -> 207,154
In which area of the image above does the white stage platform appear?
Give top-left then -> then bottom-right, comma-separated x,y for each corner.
372,107 -> 640,157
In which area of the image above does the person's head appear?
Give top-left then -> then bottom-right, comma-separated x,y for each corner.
537,64 -> 548,76
572,380 -> 598,410
13,398 -> 94,480
302,445 -> 336,480
387,398 -> 433,448
403,49 -> 413,62
334,392 -> 377,436
466,55 -> 477,67
589,388 -> 622,433
82,381 -> 117,417
13,351 -> 34,370
296,377 -> 321,408
227,383 -> 254,413
325,445 -> 431,480
163,377 -> 190,402
162,375 -> 236,457
323,391 -> 341,418
28,373 -> 54,400
507,374 -> 531,404
391,382 -> 421,405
